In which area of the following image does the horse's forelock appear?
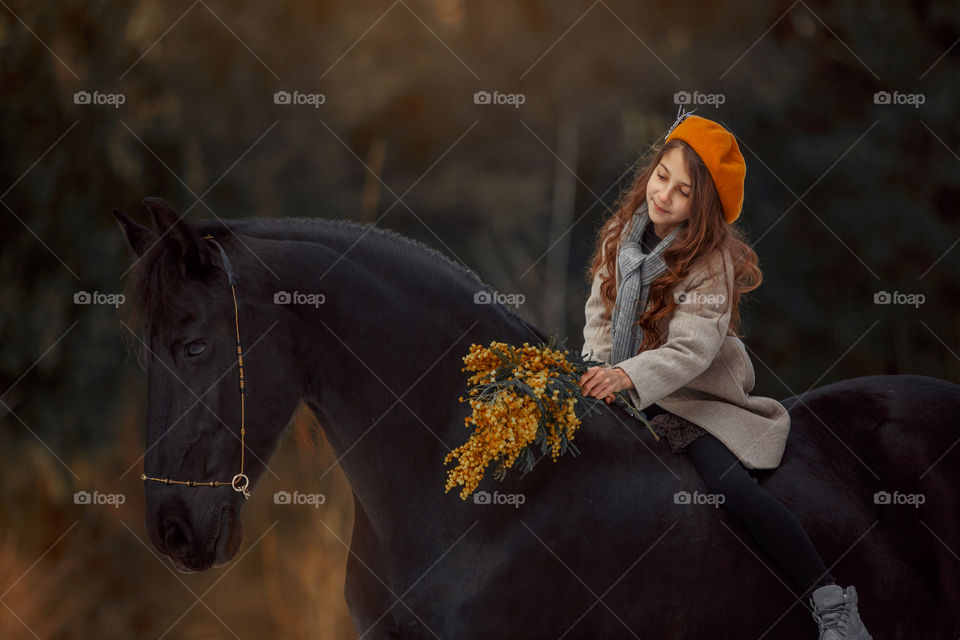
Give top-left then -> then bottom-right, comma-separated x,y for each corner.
122,240 -> 195,350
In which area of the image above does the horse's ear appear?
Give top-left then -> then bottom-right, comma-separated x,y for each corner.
113,208 -> 152,256
141,197 -> 211,276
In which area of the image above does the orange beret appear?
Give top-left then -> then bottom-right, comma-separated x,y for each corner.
665,114 -> 745,224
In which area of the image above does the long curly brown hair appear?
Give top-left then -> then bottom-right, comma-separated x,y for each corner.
587,138 -> 762,354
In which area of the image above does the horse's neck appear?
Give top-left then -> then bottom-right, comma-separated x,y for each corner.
269,234 -> 541,538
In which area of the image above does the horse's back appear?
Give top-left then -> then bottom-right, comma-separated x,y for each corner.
778,373 -> 960,484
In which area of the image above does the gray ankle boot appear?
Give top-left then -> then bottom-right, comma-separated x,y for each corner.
809,584 -> 873,640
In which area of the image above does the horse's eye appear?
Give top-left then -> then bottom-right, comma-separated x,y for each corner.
185,341 -> 207,358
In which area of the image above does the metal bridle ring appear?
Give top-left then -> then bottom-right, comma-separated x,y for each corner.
231,473 -> 250,496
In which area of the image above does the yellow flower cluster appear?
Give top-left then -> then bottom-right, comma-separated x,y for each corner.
443,341 -> 583,500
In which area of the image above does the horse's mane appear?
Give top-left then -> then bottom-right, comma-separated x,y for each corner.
123,215 -> 543,347
196,216 -> 483,287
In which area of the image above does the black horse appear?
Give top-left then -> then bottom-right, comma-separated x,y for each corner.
115,197 -> 960,639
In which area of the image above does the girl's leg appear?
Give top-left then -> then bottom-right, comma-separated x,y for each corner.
685,432 -> 836,600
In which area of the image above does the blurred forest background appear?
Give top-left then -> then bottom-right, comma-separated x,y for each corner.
1,0 -> 958,637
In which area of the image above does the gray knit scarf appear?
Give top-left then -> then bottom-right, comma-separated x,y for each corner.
610,200 -> 683,365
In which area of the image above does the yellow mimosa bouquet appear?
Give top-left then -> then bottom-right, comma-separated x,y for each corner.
443,335 -> 656,499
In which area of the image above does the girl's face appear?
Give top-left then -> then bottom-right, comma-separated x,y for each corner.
645,146 -> 692,236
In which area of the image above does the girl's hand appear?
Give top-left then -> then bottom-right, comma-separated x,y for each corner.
579,366 -> 634,404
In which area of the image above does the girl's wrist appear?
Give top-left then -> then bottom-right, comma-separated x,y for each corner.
613,366 -> 634,390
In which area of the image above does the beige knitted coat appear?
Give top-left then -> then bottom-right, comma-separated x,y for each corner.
581,235 -> 791,469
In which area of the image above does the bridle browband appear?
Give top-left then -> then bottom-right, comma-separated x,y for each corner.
140,234 -> 251,499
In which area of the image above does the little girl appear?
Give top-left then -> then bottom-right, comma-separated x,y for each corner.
578,107 -> 873,640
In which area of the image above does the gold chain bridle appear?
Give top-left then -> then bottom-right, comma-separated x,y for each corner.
140,235 -> 251,499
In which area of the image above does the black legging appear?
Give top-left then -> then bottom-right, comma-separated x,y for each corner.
646,403 -> 836,599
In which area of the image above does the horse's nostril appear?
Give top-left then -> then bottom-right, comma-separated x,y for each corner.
162,515 -> 193,556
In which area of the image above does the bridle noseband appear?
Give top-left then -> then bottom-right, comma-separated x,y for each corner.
140,234 -> 251,499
